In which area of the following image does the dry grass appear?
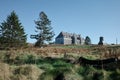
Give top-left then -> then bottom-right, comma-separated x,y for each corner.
0,63 -> 44,80
10,65 -> 44,80
0,62 -> 11,80
0,45 -> 120,80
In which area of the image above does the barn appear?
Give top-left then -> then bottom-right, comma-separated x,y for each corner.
55,32 -> 84,45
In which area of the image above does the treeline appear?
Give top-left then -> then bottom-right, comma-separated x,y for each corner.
85,36 -> 104,45
0,11 -> 54,48
0,11 -> 104,49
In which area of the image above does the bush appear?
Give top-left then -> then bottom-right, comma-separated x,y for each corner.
110,69 -> 120,80
14,54 -> 37,65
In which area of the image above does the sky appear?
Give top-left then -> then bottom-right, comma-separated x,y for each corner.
0,0 -> 120,44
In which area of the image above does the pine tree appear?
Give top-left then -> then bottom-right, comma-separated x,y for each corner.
0,11 -> 27,48
85,36 -> 91,45
31,11 -> 55,47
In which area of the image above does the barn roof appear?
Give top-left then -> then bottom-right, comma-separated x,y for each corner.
56,31 -> 81,38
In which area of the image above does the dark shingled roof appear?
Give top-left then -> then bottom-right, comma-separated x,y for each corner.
56,31 -> 81,38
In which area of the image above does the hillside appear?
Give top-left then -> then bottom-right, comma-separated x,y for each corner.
0,45 -> 120,80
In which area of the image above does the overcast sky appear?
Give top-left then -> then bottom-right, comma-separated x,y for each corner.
0,0 -> 120,44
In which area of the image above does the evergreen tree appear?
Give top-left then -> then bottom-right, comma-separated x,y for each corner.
0,11 -> 27,48
98,36 -> 104,45
85,36 -> 91,45
31,11 -> 55,47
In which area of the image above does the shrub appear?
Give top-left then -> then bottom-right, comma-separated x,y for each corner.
14,54 -> 37,65
110,69 -> 120,80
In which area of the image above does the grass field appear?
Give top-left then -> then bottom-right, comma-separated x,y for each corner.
0,45 -> 120,80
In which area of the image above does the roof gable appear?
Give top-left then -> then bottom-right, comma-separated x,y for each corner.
56,31 -> 81,39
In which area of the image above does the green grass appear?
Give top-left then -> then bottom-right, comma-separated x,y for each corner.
0,45 -> 120,80
53,45 -> 91,49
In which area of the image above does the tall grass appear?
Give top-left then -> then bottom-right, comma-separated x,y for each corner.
0,45 -> 120,80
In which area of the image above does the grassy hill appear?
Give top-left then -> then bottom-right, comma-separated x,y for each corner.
0,45 -> 120,80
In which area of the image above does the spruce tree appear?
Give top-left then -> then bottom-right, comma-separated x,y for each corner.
0,11 -> 27,48
98,36 -> 104,45
31,11 -> 55,47
85,36 -> 91,45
